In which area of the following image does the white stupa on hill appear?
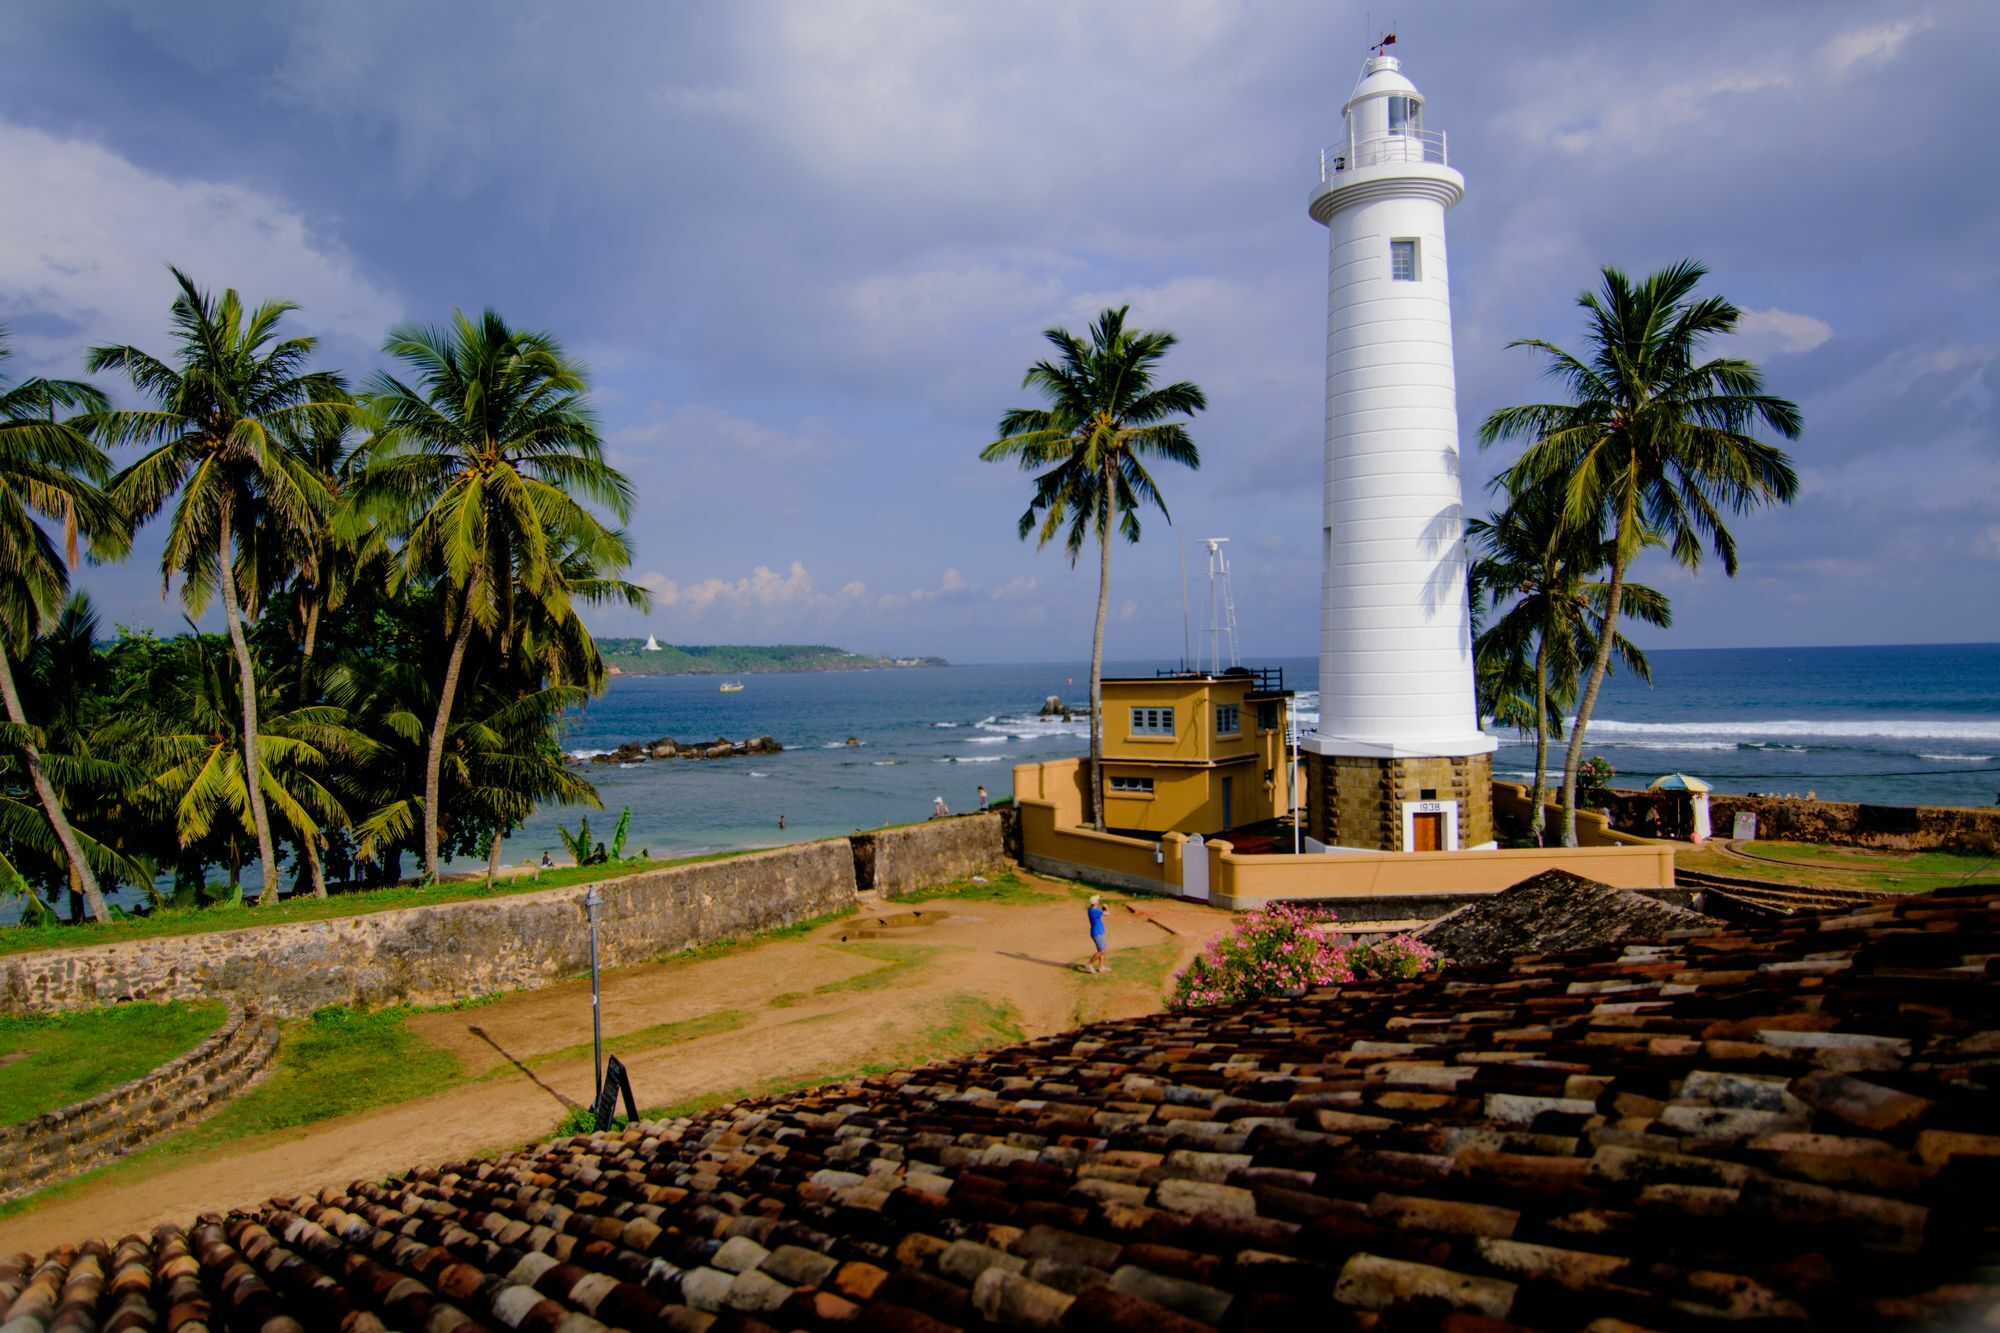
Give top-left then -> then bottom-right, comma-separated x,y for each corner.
642,634 -> 663,652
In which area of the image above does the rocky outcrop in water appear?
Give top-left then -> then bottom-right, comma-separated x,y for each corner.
586,735 -> 782,765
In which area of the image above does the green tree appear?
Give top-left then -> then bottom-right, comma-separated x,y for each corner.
90,270 -> 349,902
360,310 -> 638,880
1470,483 -> 1668,844
1480,261 -> 1800,846
0,329 -> 129,920
980,307 -> 1204,829
141,631 -> 364,904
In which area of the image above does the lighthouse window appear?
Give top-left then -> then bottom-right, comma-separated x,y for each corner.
1390,239 -> 1419,281
1388,96 -> 1421,135
1130,706 -> 1175,736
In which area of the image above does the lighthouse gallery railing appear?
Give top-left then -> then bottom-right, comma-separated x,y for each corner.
1319,129 -> 1449,181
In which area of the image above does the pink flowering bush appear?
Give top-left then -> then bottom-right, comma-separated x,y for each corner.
1167,904 -> 1438,1010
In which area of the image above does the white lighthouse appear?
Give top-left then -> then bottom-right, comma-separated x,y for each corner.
1300,47 -> 1496,853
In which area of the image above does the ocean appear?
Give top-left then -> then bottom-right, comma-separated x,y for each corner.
504,641 -> 2000,866
7,642 -> 1994,916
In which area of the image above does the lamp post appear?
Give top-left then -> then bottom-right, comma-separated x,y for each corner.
583,884 -> 603,1101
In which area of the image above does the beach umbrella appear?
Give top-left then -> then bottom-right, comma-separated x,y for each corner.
1647,772 -> 1712,793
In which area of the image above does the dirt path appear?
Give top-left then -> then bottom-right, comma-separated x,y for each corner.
0,880 -> 1223,1251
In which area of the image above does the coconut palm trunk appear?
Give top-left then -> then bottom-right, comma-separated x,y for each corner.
424,575 -> 482,880
1530,633 -> 1550,845
486,834 -> 503,889
1086,458 -> 1113,831
0,643 -> 109,921
1558,541 -> 1628,846
215,495 -> 282,903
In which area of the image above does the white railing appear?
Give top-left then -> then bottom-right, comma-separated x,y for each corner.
1319,129 -> 1449,181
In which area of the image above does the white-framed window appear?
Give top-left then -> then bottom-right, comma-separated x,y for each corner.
1109,775 -> 1155,794
1216,704 -> 1241,736
1390,239 -> 1419,281
1130,706 -> 1175,736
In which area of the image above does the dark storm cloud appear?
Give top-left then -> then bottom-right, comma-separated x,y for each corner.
3,1 -> 1994,656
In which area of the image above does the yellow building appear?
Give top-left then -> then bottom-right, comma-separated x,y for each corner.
1096,668 -> 1296,836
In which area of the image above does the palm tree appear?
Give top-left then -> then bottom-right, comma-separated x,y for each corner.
1470,482 -> 1669,843
360,310 -> 638,881
0,328 -> 129,921
1481,261 -> 1801,845
980,307 -> 1204,830
142,631 -> 363,904
90,269 -> 348,902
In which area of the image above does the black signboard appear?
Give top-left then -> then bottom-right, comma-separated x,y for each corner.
591,1055 -> 639,1131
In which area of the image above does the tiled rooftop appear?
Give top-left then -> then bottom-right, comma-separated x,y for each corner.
5,885 -> 1998,1331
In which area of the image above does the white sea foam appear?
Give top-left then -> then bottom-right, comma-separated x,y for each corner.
750,771 -> 771,778
1583,717 -> 2000,743
1602,740 -> 1742,752
937,755 -> 1009,763
1919,753 -> 1993,763
977,713 -> 1088,742
568,748 -> 611,760
964,736 -> 1009,745
617,761 -> 641,769
871,759 -> 896,766
930,722 -> 960,728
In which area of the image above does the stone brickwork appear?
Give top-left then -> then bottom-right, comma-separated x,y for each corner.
0,1003 -> 278,1204
852,813 -> 1007,899
0,840 -> 861,1018
1306,751 -> 1493,850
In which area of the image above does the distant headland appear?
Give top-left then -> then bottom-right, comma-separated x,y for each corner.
596,640 -> 949,677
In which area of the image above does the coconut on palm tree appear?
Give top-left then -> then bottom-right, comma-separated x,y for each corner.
0,327 -> 130,920
981,306 -> 1204,830
360,309 -> 639,881
1480,261 -> 1800,845
90,270 -> 349,902
1470,481 -> 1669,844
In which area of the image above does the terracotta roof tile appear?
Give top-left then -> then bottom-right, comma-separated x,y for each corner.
6,885 -> 2000,1328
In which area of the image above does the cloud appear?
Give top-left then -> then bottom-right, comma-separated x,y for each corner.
0,121 -> 400,366
1734,307 -> 1834,357
636,561 -> 868,617
609,405 -> 851,471
1820,18 -> 1933,75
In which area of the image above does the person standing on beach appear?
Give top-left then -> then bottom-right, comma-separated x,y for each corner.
977,785 -> 989,812
1086,894 -> 1108,974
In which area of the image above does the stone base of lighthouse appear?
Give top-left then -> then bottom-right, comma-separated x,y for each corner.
1302,751 -> 1493,852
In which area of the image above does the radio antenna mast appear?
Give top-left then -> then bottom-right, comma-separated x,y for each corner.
1198,538 -> 1240,675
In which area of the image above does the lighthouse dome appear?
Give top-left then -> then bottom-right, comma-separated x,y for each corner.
1343,53 -> 1426,143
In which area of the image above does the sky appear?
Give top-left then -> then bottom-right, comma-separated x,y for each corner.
3,1 -> 1995,663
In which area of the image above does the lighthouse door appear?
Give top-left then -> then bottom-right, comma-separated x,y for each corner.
1411,812 -> 1443,852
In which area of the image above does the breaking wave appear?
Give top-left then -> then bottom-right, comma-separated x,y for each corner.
1583,717 -> 2000,743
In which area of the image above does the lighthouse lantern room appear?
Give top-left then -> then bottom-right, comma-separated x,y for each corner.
1300,45 -> 1497,854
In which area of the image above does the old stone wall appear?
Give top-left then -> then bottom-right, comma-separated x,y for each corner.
0,1003 -> 278,1203
1600,788 -> 2000,854
0,840 -> 860,1018
1307,752 -> 1493,850
854,813 -> 1008,899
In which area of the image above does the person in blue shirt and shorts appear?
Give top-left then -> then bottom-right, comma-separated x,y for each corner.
1086,894 -> 1107,974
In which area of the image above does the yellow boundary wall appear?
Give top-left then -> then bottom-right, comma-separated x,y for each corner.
1012,760 -> 1676,910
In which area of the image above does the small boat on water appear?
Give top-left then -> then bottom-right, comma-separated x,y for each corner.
718,680 -> 746,693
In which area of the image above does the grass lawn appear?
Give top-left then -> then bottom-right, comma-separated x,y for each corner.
0,1002 -> 228,1127
895,869 -> 1048,906
1675,840 -> 1997,893
0,847 -> 768,959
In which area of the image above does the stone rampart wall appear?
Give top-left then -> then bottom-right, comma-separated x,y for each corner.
0,839 -> 860,1018
1599,788 -> 2000,854
0,1003 -> 278,1203
854,814 -> 1008,899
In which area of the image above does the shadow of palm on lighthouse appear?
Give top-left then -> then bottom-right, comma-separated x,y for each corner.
1300,46 -> 1498,855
